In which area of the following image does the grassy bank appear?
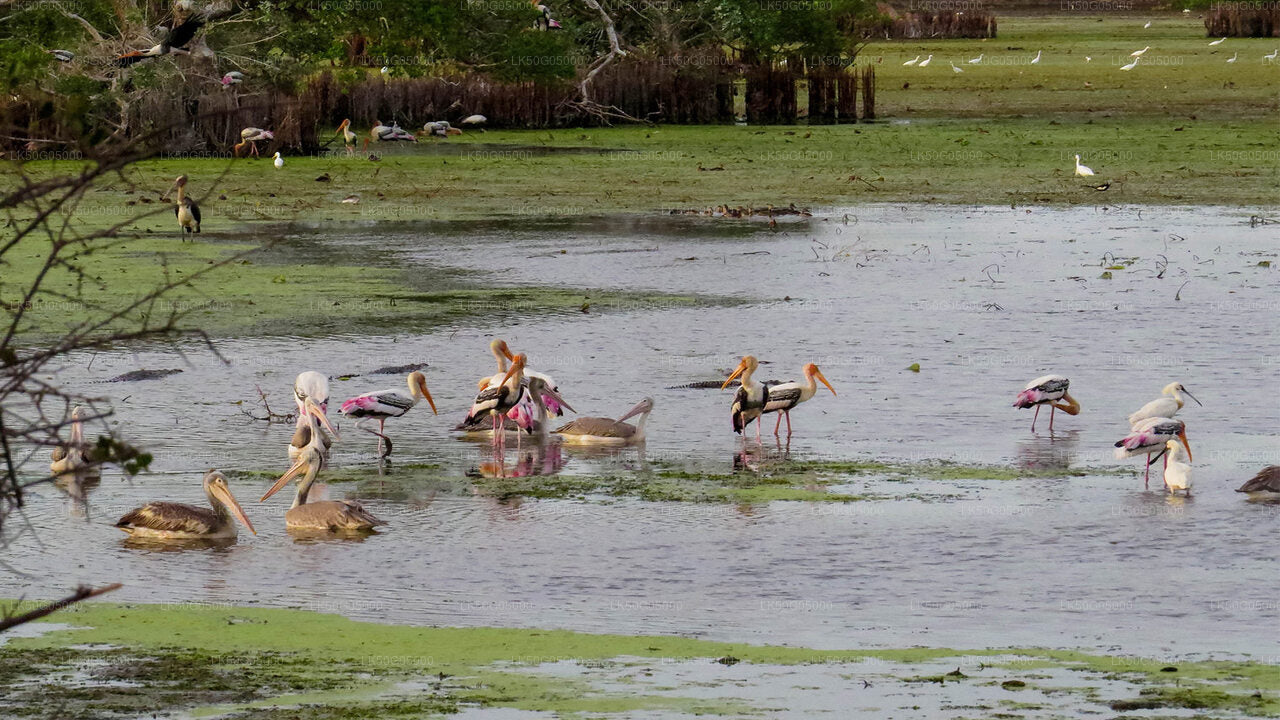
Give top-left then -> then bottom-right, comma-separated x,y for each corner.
3,601 -> 1279,718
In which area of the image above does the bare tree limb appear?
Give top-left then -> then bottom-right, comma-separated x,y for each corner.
0,583 -> 122,633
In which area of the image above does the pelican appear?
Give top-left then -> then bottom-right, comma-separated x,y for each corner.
273,151 -> 284,169
466,353 -> 528,449
1237,466 -> 1280,495
1013,375 -> 1079,432
1209,37 -> 1226,46
162,175 -> 201,237
221,70 -> 244,88
261,447 -> 385,532
903,55 -> 921,66
505,376 -> 573,443
554,397 -> 653,446
234,127 -> 273,158
115,470 -> 255,539
424,121 -> 462,137
918,54 -> 933,68
1074,155 -> 1094,177
340,371 -> 437,457
1127,382 -> 1201,427
760,363 -> 836,437
723,355 -> 768,442
968,54 -> 983,64
49,406 -> 90,476
1114,417 -> 1190,488
1120,57 -> 1140,71
1130,46 -> 1150,57
336,119 -> 357,155
291,371 -> 339,459
289,402 -> 341,462
1030,50 -> 1042,64
1162,440 -> 1192,496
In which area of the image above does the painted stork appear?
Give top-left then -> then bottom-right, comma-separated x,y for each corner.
261,446 -> 385,532
221,70 -> 243,88
722,355 -> 768,442
363,120 -> 415,149
1162,439 -> 1192,496
49,406 -> 90,476
336,119 -> 357,155
1237,466 -> 1280,495
505,376 -> 573,444
424,121 -> 462,137
1012,375 -> 1079,432
466,353 -> 528,449
534,3 -> 562,30
1127,382 -> 1201,428
115,470 -> 255,540
760,363 -> 836,437
554,397 -> 653,446
273,151 -> 284,169
162,175 -> 201,237
477,339 -> 567,415
49,50 -> 75,63
1114,417 -> 1191,488
234,127 -> 273,158
340,371 -> 437,457
114,8 -> 207,66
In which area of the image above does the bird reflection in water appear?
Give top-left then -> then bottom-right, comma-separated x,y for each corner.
471,443 -> 566,480
1015,429 -> 1080,470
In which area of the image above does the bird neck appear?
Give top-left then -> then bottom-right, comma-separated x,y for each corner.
292,467 -> 318,509
633,409 -> 650,434
175,184 -> 186,205
205,484 -> 231,522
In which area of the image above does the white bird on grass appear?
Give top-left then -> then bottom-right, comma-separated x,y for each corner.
1143,20 -> 1152,28
950,61 -> 963,73
1131,46 -> 1150,57
273,151 -> 283,169
903,55 -> 921,66
1227,52 -> 1238,63
1265,49 -> 1278,62
1030,50 -> 1042,64
968,53 -> 983,64
1209,37 -> 1226,46
1120,57 -> 1140,71
918,54 -> 933,67
1074,155 -> 1095,177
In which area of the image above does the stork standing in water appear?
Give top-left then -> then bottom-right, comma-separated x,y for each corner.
1127,382 -> 1201,427
1012,375 -> 1080,432
340,371 -> 437,458
1114,417 -> 1191,488
162,175 -> 201,237
1162,439 -> 1192,496
291,371 -> 339,459
760,363 -> 836,437
466,353 -> 528,450
554,397 -> 653,446
234,127 -> 273,158
261,445 -> 385,532
336,119 -> 357,155
116,470 -> 256,540
477,339 -> 567,415
723,355 -> 768,442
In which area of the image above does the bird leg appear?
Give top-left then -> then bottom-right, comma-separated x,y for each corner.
1031,405 -> 1040,432
1049,405 -> 1056,432
785,410 -> 793,438
774,412 -> 783,436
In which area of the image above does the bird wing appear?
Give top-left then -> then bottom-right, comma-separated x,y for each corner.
165,15 -> 205,50
116,502 -> 219,534
341,390 -> 412,418
1128,397 -> 1174,426
553,417 -> 635,438
188,199 -> 201,224
288,500 -> 384,531
1237,466 -> 1280,493
762,383 -> 802,413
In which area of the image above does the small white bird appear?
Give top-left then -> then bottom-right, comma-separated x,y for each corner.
1163,440 -> 1192,496
460,114 -> 487,126
1209,37 -> 1226,46
1120,57 -> 1140,71
1227,52 -> 1238,63
918,54 -> 933,67
968,53 -> 983,64
380,66 -> 390,75
273,151 -> 283,169
1074,155 -> 1095,177
1143,20 -> 1152,28
1030,50 -> 1042,64
1265,49 -> 1279,62
950,61 -> 963,73
1085,56 -> 1092,62
903,55 -> 920,66
1131,46 -> 1150,57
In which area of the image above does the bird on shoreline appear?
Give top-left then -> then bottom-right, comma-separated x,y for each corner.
1074,155 -> 1095,177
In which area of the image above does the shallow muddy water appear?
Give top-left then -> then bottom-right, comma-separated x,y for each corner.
7,205 -> 1280,665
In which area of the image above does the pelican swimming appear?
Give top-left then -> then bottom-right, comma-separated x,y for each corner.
1237,466 -> 1280,496
466,353 -> 528,449
289,409 -> 339,464
554,397 -> 653,446
723,355 -> 768,442
162,175 -> 201,237
1128,382 -> 1201,427
1162,439 -> 1192,496
1013,375 -> 1080,432
340,371 -> 437,457
760,363 -> 836,437
115,470 -> 255,539
261,446 -> 385,532
1114,417 -> 1190,488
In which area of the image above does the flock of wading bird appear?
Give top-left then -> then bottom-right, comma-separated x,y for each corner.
46,345 -> 1280,541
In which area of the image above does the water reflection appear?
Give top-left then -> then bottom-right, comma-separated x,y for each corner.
1015,430 -> 1080,470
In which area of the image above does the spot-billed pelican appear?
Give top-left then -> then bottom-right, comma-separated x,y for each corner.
340,371 -> 437,457
1114,417 -> 1190,487
554,397 -> 653,446
761,363 -> 836,437
1013,375 -> 1079,432
466,353 -> 527,449
1162,439 -> 1191,496
1237,466 -> 1280,495
49,406 -> 90,476
115,470 -> 255,539
291,371 -> 339,459
723,356 -> 768,442
162,175 -> 201,237
1074,155 -> 1094,177
261,447 -> 385,531
1127,382 -> 1201,427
